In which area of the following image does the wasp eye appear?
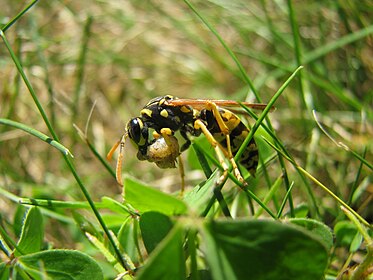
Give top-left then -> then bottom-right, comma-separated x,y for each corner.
127,118 -> 148,146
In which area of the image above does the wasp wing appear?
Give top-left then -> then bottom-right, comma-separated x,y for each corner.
167,98 -> 274,112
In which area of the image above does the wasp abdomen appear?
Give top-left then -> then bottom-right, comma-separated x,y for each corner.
200,108 -> 258,176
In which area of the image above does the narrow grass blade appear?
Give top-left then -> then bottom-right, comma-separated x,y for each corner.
73,124 -> 116,179
277,182 -> 295,218
72,16 -> 93,123
340,206 -> 373,280
1,28 -> 128,271
313,111 -> 373,171
254,175 -> 283,218
262,137 -> 370,228
235,66 -> 303,162
193,141 -> 276,219
0,0 -> 39,32
183,0 -> 261,101
0,118 -> 72,157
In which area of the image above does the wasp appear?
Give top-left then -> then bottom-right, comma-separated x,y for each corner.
107,95 -> 270,191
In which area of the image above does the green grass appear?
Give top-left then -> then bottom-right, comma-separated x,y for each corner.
0,1 -> 372,279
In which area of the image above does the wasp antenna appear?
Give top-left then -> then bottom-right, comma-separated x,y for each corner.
107,131 -> 128,160
107,139 -> 121,161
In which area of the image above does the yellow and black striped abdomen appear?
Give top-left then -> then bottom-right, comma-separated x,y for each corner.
200,108 -> 258,176
230,124 -> 258,176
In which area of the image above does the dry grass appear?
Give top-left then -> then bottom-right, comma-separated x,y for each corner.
0,0 -> 372,277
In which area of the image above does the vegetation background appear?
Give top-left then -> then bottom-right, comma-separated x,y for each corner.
0,0 -> 372,279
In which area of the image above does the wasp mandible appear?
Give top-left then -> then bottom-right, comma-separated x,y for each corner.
107,95 -> 271,191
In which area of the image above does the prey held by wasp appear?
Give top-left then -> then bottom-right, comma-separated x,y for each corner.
107,95 -> 271,192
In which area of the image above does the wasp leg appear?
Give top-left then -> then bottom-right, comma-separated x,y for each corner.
107,134 -> 127,186
205,101 -> 229,134
194,119 -> 230,185
158,128 -> 173,146
223,133 -> 247,186
177,155 -> 185,196
115,134 -> 127,186
152,131 -> 161,139
180,130 -> 191,152
204,102 -> 247,186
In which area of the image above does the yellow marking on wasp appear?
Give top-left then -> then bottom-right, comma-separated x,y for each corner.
141,108 -> 152,117
153,131 -> 161,139
180,106 -> 191,113
206,101 -> 229,134
160,109 -> 169,118
222,111 -> 241,131
160,128 -> 173,146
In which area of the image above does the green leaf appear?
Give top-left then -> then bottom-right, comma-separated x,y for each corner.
188,137 -> 214,171
14,207 -> 44,256
202,219 -> 329,280
350,231 -> 363,253
0,263 -> 10,280
118,217 -> 139,262
13,205 -> 28,237
136,224 -> 186,280
18,249 -> 103,280
124,176 -> 187,215
334,220 -> 358,247
140,211 -> 174,254
85,232 -> 129,274
289,218 -> 333,251
286,203 -> 309,218
183,171 -> 218,214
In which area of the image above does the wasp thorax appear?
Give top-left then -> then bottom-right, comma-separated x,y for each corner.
144,135 -> 180,169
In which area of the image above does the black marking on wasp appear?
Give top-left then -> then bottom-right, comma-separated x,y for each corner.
107,95 -> 270,190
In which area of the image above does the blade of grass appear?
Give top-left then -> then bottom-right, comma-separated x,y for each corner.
1,27 -> 129,271
0,0 -> 39,32
287,0 -> 311,111
1,30 -> 55,138
241,107 -> 319,218
254,175 -> 283,218
4,36 -> 22,122
340,206 -> 373,280
262,136 -> 370,228
73,100 -> 116,179
313,110 -> 373,171
184,1 -> 294,219
183,0 -> 261,102
348,147 -> 367,205
0,223 -> 24,256
29,16 -> 57,128
85,232 -> 128,275
235,66 -> 303,162
277,182 -> 295,218
0,118 -> 72,157
72,15 -> 93,124
305,24 -> 373,64
73,123 -> 116,179
192,143 -> 213,178
193,141 -> 276,219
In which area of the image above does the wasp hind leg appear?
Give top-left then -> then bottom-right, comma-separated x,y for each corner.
201,101 -> 248,187
194,119 -> 244,186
